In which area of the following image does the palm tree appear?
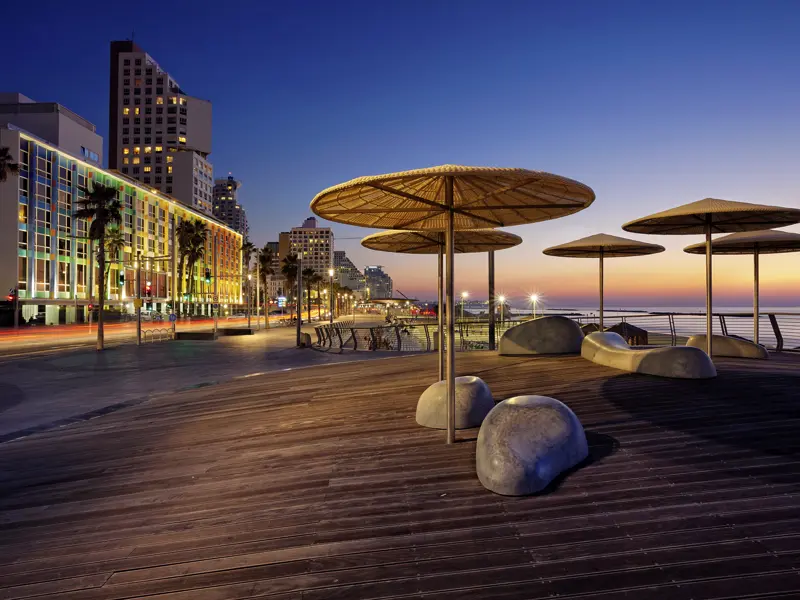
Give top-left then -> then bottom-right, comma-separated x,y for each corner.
257,245 -> 274,327
176,219 -> 194,310
302,267 -> 316,322
240,239 -> 255,316
0,147 -> 19,182
310,273 -> 323,320
102,226 -> 125,298
75,182 -> 122,351
281,253 -> 299,320
186,220 -> 208,313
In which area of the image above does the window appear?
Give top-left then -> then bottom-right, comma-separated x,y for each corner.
167,127 -> 176,134
179,118 -> 187,125
132,157 -> 140,165
145,97 -> 152,105
169,97 -> 177,104
123,148 -> 130,155
122,128 -> 129,135
146,78 -> 152,85
166,186 -> 172,194
155,176 -> 162,184
133,147 -> 141,154
18,230 -> 27,250
133,167 -> 140,174
145,107 -> 152,115
123,88 -> 130,96
166,156 -> 173,163
122,167 -> 129,174
143,166 -> 152,173
155,166 -> 162,174
155,146 -> 163,152
144,176 -> 151,184
145,88 -> 152,95
156,117 -> 163,124
166,175 -> 173,183
58,238 -> 71,255
123,98 -> 130,106
167,166 -> 173,174
135,58 -> 141,66
123,78 -> 130,86
123,58 -> 130,66
123,157 -> 129,165
167,116 -> 177,125
123,107 -> 130,115
178,136 -> 187,144
156,97 -> 164,105
134,88 -> 141,95
144,146 -> 152,154
156,87 -> 164,94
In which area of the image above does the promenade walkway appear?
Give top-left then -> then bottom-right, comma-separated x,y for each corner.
1,352 -> 800,598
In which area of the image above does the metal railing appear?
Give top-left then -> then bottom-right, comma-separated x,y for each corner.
142,328 -> 173,343
314,312 -> 800,354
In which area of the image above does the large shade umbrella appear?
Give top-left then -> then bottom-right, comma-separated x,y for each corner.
312,164 -> 594,444
543,233 -> 665,329
623,198 -> 800,356
362,229 -> 523,379
684,229 -> 800,345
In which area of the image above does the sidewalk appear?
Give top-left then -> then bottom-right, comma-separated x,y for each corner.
0,325 -> 409,443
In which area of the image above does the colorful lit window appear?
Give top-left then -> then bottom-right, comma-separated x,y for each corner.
178,136 -> 187,143
156,97 -> 164,105
134,107 -> 140,115
143,166 -> 152,173
123,158 -> 130,165
170,97 -> 177,105
132,157 -> 140,165
167,166 -> 173,174
123,108 -> 130,115
155,146 -> 162,152
144,146 -> 152,153
133,147 -> 141,155
123,148 -> 129,155
166,156 -> 173,163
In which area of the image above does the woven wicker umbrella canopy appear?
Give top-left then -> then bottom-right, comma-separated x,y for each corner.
623,198 -> 800,356
684,229 -> 800,344
543,234 -> 664,329
313,165 -> 594,445
363,229 -> 522,380
361,229 -> 522,254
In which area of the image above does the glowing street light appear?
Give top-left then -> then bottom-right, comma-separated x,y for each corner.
530,294 -> 540,319
498,295 -> 506,323
328,268 -> 335,324
461,291 -> 469,320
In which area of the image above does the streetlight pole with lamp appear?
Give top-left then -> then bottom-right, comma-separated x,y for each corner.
247,273 -> 252,328
460,291 -> 468,321
498,295 -> 505,324
530,294 -> 539,319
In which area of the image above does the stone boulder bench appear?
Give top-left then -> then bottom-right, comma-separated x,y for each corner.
581,332 -> 717,379
686,334 -> 769,360
416,376 -> 495,429
499,316 -> 584,356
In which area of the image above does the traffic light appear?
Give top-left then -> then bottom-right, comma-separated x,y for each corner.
119,272 -> 125,286
204,268 -> 211,284
145,281 -> 152,296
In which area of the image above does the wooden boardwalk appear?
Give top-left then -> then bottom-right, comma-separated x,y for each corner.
1,351 -> 800,599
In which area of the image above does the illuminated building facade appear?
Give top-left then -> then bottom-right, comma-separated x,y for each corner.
0,126 -> 242,325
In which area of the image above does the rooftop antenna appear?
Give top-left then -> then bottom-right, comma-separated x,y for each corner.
131,30 -> 135,42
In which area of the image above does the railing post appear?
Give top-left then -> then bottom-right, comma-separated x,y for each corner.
669,314 -> 677,346
396,326 -> 402,351
336,326 -> 344,349
719,314 -> 728,337
351,327 -> 358,351
768,313 -> 783,352
424,324 -> 431,352
370,327 -> 377,351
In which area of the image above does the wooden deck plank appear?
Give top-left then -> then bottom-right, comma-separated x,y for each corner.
1,351 -> 799,598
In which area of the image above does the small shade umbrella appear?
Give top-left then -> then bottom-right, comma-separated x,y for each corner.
543,233 -> 665,330
683,229 -> 800,345
362,229 -> 523,379
623,198 -> 800,356
312,165 -> 594,444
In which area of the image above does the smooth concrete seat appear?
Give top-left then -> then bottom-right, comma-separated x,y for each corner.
416,376 -> 494,429
499,316 -> 584,356
686,334 -> 769,360
476,395 -> 588,496
581,332 -> 717,379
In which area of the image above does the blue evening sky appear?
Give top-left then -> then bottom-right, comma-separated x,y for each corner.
5,0 -> 800,305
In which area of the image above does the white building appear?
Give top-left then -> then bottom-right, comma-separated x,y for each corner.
289,217 -> 333,277
364,265 -> 393,299
334,250 -> 366,295
109,41 -> 214,215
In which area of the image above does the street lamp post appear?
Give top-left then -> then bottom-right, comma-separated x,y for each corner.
328,268 -> 334,324
498,295 -> 505,325
460,291 -> 468,321
247,274 -> 252,328
530,294 -> 539,319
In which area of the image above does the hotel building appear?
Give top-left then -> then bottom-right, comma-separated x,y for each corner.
333,250 -> 366,296
0,124 -> 242,325
212,174 -> 248,236
289,217 -> 333,277
109,41 -> 214,215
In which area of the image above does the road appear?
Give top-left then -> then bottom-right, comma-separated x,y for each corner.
0,314 -> 297,360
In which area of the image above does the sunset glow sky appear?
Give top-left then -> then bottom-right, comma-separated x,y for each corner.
5,0 -> 800,307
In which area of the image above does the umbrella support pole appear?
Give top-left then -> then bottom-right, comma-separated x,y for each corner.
488,250 -> 496,350
438,239 -> 444,380
754,247 -> 760,345
445,176 -> 456,445
705,218 -> 713,358
599,250 -> 604,331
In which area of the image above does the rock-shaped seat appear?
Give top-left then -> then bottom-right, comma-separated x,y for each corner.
686,334 -> 769,360
476,395 -> 588,496
499,316 -> 584,356
416,376 -> 494,429
581,332 -> 716,379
